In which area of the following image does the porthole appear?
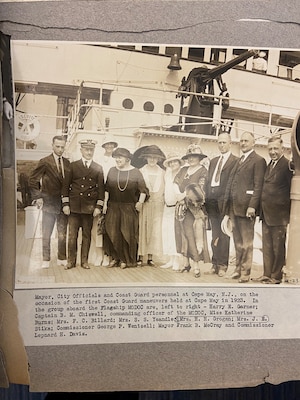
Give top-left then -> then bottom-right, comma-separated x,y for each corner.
122,98 -> 134,109
143,101 -> 154,112
164,104 -> 174,114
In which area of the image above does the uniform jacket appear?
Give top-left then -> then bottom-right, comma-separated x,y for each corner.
205,153 -> 238,212
261,156 -> 293,226
62,159 -> 104,214
29,153 -> 70,214
223,151 -> 266,217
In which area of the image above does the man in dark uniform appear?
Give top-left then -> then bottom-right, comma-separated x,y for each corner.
223,132 -> 266,282
205,133 -> 238,277
29,135 -> 70,268
62,139 -> 104,270
253,135 -> 293,284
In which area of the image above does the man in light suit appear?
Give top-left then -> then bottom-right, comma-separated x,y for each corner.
29,135 -> 70,268
253,136 -> 293,284
223,132 -> 266,282
205,133 -> 238,277
62,139 -> 104,270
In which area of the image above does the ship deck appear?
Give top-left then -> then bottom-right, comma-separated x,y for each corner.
15,209 -> 293,289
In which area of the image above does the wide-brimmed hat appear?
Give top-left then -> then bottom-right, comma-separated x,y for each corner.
221,215 -> 233,238
79,139 -> 97,148
131,145 -> 166,169
102,134 -> 118,148
182,144 -> 207,160
112,147 -> 132,160
138,145 -> 166,160
163,153 -> 185,168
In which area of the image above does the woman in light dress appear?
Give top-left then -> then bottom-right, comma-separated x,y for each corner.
137,145 -> 165,267
160,153 -> 184,271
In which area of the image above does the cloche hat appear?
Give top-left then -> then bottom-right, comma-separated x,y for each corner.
112,147 -> 132,160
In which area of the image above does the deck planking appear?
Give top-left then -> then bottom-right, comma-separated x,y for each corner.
15,209 -> 294,288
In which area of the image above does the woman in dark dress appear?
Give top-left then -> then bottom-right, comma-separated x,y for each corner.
104,148 -> 148,269
174,144 -> 210,278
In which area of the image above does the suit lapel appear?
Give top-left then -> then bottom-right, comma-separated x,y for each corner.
265,156 -> 283,180
264,164 -> 272,180
222,154 -> 236,172
48,154 -> 61,179
62,156 -> 69,169
209,158 -> 218,179
81,159 -> 95,177
237,151 -> 255,170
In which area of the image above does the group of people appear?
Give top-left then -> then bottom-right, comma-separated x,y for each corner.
28,130 -> 293,284
205,132 -> 293,284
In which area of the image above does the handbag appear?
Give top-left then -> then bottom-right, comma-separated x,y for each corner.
175,201 -> 187,222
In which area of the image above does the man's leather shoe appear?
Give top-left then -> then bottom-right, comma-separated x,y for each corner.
81,263 -> 90,269
64,262 -> 75,270
147,260 -> 156,267
251,275 -> 271,283
120,262 -> 127,269
263,278 -> 281,284
229,272 -> 241,279
218,270 -> 226,277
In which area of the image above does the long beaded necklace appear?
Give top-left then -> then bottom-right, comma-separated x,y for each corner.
117,169 -> 130,191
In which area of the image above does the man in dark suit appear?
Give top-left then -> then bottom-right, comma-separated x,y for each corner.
29,135 -> 70,268
62,139 -> 104,270
205,133 -> 238,277
253,136 -> 293,284
223,132 -> 266,282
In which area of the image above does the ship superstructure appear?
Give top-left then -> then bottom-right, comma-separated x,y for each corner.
13,42 -> 300,166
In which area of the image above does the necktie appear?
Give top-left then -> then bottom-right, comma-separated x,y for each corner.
85,161 -> 88,168
58,157 -> 63,177
215,156 -> 223,183
239,155 -> 245,165
267,160 -> 275,178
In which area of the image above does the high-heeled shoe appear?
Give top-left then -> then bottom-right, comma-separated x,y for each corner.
180,265 -> 191,273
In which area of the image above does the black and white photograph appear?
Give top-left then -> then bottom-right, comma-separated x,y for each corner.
13,41 -> 300,288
